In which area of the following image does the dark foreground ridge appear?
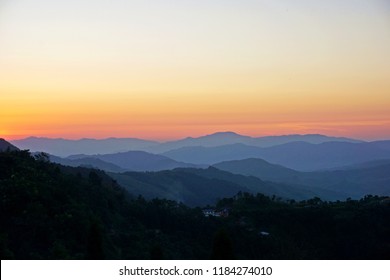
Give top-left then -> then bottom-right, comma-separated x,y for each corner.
0,138 -> 19,152
1,150 -> 389,259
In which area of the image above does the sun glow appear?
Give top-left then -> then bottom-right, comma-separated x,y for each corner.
1,0 -> 389,140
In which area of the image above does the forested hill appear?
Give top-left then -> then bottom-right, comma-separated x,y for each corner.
0,150 -> 214,259
1,150 -> 389,260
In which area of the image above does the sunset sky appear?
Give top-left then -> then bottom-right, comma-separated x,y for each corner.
1,0 -> 389,140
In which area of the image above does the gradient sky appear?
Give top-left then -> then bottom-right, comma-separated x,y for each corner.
1,0 -> 389,140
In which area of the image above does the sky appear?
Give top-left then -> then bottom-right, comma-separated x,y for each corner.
1,0 -> 389,141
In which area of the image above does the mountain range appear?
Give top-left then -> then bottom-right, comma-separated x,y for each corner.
11,136 -> 159,157
3,133 -> 390,204
3,149 -> 389,260
10,132 -> 361,157
46,154 -> 127,173
11,132 -> 389,171
162,141 -> 390,170
64,151 -> 201,172
213,158 -> 390,198
108,167 -> 345,206
26,139 -> 390,173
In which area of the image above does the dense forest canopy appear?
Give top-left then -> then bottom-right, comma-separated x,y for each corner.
1,150 -> 389,259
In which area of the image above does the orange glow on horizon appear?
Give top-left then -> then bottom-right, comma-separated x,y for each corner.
3,119 -> 390,142
1,1 -> 389,141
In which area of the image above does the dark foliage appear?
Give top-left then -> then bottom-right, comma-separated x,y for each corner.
211,229 -> 234,260
1,150 -> 389,259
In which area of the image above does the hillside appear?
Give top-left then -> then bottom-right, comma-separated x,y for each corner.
161,143 -> 261,165
66,151 -> 201,172
213,158 -> 390,198
256,141 -> 390,171
109,169 -> 252,207
0,139 -> 19,152
47,154 -> 126,173
175,167 -> 347,201
0,150 -> 215,259
368,140 -> 390,151
109,167 -> 347,206
1,150 -> 389,260
162,141 -> 390,170
214,158 -> 300,182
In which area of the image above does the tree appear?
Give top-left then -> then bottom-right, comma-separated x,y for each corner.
211,229 -> 234,260
88,171 -> 102,186
87,220 -> 104,259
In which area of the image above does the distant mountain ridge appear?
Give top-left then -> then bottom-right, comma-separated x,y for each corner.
7,133 -> 390,172
214,158 -> 300,182
163,141 -> 390,171
326,159 -> 390,171
11,136 -> 159,157
4,136 -> 390,203
147,132 -> 363,153
109,166 -> 346,206
10,132 -> 362,156
213,158 -> 390,198
46,154 -> 126,173
65,151 -> 202,172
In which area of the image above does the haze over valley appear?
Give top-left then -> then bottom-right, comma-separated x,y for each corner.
4,131 -> 390,205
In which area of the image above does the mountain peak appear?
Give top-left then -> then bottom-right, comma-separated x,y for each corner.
204,131 -> 245,138
210,131 -> 240,136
